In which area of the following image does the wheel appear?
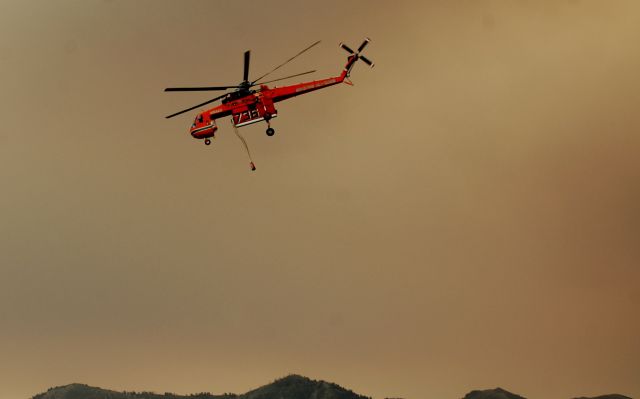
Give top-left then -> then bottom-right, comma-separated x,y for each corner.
204,138 -> 211,145
266,127 -> 275,136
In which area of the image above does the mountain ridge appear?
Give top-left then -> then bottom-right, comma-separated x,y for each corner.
30,375 -> 633,399
32,375 -> 370,399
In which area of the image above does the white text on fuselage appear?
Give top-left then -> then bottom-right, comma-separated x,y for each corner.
234,108 -> 260,125
295,79 -> 336,93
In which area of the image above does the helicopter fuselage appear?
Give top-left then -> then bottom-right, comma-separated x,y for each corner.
189,55 -> 358,140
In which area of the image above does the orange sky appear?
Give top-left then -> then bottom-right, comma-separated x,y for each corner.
1,1 -> 639,399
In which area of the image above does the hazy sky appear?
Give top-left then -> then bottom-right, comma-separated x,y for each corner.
1,1 -> 639,399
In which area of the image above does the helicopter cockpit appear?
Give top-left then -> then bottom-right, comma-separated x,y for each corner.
191,114 -> 204,128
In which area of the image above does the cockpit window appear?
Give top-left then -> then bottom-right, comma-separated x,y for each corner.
197,115 -> 204,123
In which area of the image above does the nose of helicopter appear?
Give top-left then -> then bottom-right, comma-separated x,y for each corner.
190,113 -> 217,139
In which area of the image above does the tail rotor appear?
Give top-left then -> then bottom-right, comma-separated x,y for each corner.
339,37 -> 375,68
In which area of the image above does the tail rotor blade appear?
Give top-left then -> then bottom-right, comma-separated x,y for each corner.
340,42 -> 355,54
243,50 -> 250,82
359,55 -> 375,68
357,37 -> 370,53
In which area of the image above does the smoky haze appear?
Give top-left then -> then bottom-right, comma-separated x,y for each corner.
1,1 -> 639,399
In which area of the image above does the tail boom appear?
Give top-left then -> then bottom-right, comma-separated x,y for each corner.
270,38 -> 374,103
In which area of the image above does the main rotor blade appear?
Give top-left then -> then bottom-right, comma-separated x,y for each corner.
165,86 -> 239,92
243,50 -> 250,82
340,43 -> 355,54
165,93 -> 227,119
357,38 -> 370,53
256,70 -> 317,85
359,55 -> 375,67
252,40 -> 321,84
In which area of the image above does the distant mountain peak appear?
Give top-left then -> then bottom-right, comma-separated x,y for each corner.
573,395 -> 633,399
273,374 -> 313,383
33,383 -> 122,399
463,387 -> 527,399
242,374 -> 370,399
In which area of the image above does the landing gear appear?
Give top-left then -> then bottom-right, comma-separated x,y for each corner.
264,113 -> 275,136
204,138 -> 211,145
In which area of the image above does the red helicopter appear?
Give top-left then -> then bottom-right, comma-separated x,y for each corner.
164,38 -> 374,170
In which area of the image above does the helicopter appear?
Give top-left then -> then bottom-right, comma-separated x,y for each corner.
164,38 -> 374,170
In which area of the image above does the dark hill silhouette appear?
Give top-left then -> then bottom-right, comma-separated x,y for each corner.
30,377 -> 634,399
462,387 -> 527,399
241,375 -> 369,399
32,384 -> 130,399
461,388 -> 634,399
32,375 -> 371,399
573,396 -> 633,399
